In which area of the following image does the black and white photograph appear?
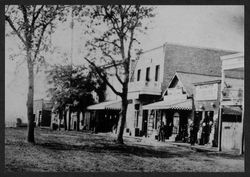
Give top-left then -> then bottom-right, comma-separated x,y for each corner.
4,4 -> 244,172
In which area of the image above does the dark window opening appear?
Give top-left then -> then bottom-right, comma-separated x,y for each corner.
137,69 -> 141,81
146,67 -> 150,81
155,65 -> 160,81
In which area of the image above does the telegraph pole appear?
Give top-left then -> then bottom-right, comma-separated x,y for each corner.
68,6 -> 74,131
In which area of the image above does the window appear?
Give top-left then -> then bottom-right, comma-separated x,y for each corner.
137,69 -> 141,81
155,65 -> 160,81
146,67 -> 150,81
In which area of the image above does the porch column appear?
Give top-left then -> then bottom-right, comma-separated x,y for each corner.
218,68 -> 225,151
240,96 -> 244,154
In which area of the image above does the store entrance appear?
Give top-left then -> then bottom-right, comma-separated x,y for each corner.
141,110 -> 148,137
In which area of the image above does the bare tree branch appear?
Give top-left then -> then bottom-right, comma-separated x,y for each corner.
20,5 -> 29,28
96,38 -> 121,49
88,41 -> 124,85
103,6 -> 121,36
33,6 -> 60,61
33,24 -> 47,61
84,57 -> 123,97
102,50 -> 124,85
5,15 -> 27,45
127,17 -> 139,63
31,5 -> 44,28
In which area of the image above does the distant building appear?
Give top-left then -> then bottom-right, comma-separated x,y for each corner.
33,99 -> 53,127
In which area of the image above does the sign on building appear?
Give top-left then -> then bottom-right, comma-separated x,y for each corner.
195,83 -> 218,101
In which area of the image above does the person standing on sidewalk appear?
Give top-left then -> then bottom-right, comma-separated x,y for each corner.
157,122 -> 161,141
190,121 -> 198,146
158,122 -> 166,142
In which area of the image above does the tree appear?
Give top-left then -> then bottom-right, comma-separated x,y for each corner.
47,64 -> 106,131
5,5 -> 67,143
81,5 -> 155,144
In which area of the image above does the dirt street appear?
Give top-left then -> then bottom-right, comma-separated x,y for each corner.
5,127 -> 244,172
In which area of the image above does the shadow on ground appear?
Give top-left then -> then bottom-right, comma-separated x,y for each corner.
36,141 -> 194,158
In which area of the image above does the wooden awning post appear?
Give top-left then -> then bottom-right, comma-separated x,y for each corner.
218,68 -> 225,151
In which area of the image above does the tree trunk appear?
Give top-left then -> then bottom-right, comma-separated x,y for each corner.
81,110 -> 85,130
117,97 -> 128,144
58,110 -> 63,131
26,49 -> 35,143
76,110 -> 80,131
68,106 -> 71,131
63,109 -> 67,130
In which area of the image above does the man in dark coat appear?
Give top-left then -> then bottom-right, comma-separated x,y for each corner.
159,122 -> 166,142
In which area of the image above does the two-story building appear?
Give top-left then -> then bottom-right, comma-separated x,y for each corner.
124,42 -> 237,137
86,42 -> 238,137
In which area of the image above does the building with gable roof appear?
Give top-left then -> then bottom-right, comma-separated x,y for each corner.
125,42 -> 238,137
143,71 -> 221,141
143,70 -> 243,151
86,42 -> 239,138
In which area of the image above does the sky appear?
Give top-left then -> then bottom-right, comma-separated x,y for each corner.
5,5 -> 244,123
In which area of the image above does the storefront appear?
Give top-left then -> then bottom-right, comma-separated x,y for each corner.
86,100 -> 121,133
193,80 -> 221,147
219,53 -> 244,154
142,71 -> 223,143
143,98 -> 192,141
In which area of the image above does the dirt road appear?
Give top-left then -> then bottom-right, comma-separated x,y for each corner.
5,127 -> 244,172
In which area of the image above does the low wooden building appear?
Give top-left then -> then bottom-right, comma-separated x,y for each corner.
34,99 -> 53,127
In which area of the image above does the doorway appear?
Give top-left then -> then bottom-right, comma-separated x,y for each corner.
142,110 -> 148,137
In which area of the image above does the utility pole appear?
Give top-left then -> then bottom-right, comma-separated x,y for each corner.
70,6 -> 74,69
68,6 -> 74,131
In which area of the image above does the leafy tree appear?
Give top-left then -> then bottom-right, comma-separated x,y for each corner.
81,5 -> 155,144
5,5 -> 68,143
47,64 -> 106,131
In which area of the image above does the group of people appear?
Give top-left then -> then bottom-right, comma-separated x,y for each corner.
189,119 -> 214,146
156,118 -> 213,144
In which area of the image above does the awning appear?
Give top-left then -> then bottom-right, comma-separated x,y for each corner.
142,99 -> 192,110
223,106 -> 242,115
87,100 -> 122,110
